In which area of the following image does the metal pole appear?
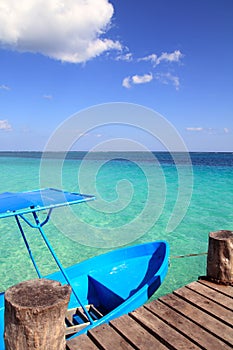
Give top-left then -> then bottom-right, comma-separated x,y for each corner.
31,211 -> 93,325
15,215 -> 42,278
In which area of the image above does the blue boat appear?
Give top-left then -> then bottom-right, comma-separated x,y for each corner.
0,188 -> 169,348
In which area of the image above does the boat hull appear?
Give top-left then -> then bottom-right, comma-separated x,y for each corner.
0,240 -> 169,348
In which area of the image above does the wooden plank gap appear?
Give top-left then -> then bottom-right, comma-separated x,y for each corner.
173,285 -> 233,327
144,299 -> 232,350
110,313 -> 168,350
198,279 -> 233,298
186,281 -> 233,310
88,323 -> 135,350
66,333 -> 100,350
130,306 -> 200,349
128,310 -> 173,350
159,292 -> 233,347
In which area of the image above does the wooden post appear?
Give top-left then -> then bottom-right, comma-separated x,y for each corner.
4,279 -> 71,350
206,230 -> 233,285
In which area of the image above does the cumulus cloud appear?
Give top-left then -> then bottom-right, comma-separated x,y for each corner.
0,0 -> 122,63
139,50 -> 183,66
0,119 -> 12,131
122,73 -> 153,88
155,72 -> 180,90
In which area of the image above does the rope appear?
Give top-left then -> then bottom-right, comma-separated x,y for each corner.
171,252 -> 207,259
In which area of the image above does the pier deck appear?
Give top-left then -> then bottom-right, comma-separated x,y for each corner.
66,279 -> 233,349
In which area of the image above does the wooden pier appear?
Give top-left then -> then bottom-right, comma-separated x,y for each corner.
66,279 -> 233,350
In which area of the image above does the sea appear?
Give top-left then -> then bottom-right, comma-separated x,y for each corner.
0,151 -> 233,300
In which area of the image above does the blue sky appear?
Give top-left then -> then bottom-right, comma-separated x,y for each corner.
0,0 -> 232,151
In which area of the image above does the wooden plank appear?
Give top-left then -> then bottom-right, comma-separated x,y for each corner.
130,305 -> 200,349
65,280 -> 233,349
174,285 -> 233,326
198,279 -> 233,298
145,299 -> 232,350
65,322 -> 88,336
65,315 -> 74,327
110,314 -> 168,350
186,281 -> 233,309
66,334 -> 99,350
88,323 -> 135,350
90,305 -> 103,319
159,292 -> 233,346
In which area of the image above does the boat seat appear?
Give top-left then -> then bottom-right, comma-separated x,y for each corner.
87,275 -> 124,311
88,256 -> 150,300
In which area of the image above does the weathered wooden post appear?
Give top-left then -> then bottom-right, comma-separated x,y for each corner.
207,230 -> 233,285
4,279 -> 71,350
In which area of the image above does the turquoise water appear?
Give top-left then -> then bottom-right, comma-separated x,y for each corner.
0,152 -> 233,300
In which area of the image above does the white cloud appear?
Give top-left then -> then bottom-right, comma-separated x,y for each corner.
0,119 -> 12,131
186,127 -> 232,135
138,53 -> 158,64
0,0 -> 122,63
157,50 -> 183,64
123,71 -> 180,90
126,51 -> 183,90
122,76 -> 131,88
132,73 -> 153,84
186,127 -> 204,132
43,94 -> 53,100
156,72 -> 180,90
122,73 -> 153,88
0,84 -> 10,90
116,53 -> 133,61
224,127 -> 230,133
139,50 -> 183,66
